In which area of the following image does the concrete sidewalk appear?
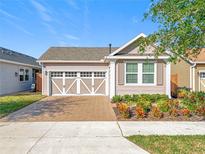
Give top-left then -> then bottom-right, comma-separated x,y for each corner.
1,121 -> 205,154
119,121 -> 205,136
0,122 -> 148,154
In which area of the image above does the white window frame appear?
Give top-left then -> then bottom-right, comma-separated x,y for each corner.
125,62 -> 138,84
124,61 -> 157,86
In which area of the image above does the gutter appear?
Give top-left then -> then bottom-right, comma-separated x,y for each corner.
0,59 -> 41,69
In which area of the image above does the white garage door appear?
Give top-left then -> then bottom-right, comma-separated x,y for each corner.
50,71 -> 107,96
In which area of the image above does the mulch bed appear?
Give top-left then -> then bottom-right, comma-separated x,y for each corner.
112,104 -> 205,121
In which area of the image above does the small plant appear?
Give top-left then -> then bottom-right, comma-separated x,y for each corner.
180,108 -> 191,117
135,106 -> 145,118
112,95 -> 122,103
196,105 -> 205,117
150,106 -> 163,118
136,96 -> 152,112
122,94 -> 133,103
157,99 -> 170,112
169,108 -> 179,117
117,103 -> 129,118
177,87 -> 190,98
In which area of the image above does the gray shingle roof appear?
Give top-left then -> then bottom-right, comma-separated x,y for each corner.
0,47 -> 39,67
38,47 -> 118,61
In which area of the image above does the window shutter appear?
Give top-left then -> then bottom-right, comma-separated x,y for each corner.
157,63 -> 163,85
118,62 -> 124,85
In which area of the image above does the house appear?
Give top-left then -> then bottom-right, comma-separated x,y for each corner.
38,33 -> 171,98
171,48 -> 205,92
0,47 -> 40,95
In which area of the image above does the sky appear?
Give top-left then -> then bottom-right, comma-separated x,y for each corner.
0,0 -> 158,58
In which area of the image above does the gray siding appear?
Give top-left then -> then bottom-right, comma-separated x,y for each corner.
0,62 -> 33,95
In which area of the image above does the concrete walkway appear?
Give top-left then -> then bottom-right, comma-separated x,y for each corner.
0,122 -> 148,154
119,121 -> 205,136
0,121 -> 205,154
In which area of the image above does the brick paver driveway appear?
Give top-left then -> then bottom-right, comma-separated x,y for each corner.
1,96 -> 116,121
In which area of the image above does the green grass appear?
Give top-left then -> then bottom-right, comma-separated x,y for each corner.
0,92 -> 45,118
127,135 -> 205,154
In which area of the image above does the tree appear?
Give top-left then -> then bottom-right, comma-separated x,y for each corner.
142,0 -> 205,62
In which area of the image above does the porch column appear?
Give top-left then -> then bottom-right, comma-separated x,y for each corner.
109,60 -> 116,98
166,62 -> 171,98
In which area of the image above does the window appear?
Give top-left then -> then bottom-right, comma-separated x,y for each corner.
65,72 -> 77,77
142,63 -> 154,83
94,72 -> 105,77
51,72 -> 63,77
200,72 -> 205,79
25,69 -> 29,81
80,72 -> 92,77
126,63 -> 138,83
19,69 -> 24,81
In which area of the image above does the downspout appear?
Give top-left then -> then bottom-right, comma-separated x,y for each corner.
190,63 -> 196,91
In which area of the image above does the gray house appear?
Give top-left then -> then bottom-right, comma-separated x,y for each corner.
0,47 -> 40,95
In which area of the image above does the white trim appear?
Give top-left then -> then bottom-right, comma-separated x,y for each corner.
106,56 -> 169,60
124,61 -> 157,86
109,33 -> 147,56
193,67 -> 196,91
0,59 -> 40,68
189,66 -> 192,90
37,60 -> 106,63
165,63 -> 171,98
109,60 -> 116,98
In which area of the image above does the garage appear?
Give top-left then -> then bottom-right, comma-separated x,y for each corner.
50,71 -> 108,96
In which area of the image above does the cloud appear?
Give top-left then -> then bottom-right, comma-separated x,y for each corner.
42,22 -> 56,34
30,0 -> 52,22
5,19 -> 33,36
0,9 -> 21,21
58,40 -> 79,47
65,0 -> 79,10
64,34 -> 79,40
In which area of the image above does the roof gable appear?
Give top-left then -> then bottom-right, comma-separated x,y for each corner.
110,33 -> 147,56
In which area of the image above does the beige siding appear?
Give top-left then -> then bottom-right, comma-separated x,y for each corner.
195,64 -> 205,91
42,63 -> 109,95
0,62 -> 33,95
115,60 -> 166,95
171,60 -> 190,88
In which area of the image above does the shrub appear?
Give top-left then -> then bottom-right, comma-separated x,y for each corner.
122,94 -> 133,103
177,87 -> 190,98
156,99 -> 170,112
135,106 -> 145,118
117,103 -> 129,118
117,103 -> 128,113
136,96 -> 152,112
150,106 -> 163,118
169,108 -> 180,117
180,108 -> 191,117
112,95 -> 122,103
196,105 -> 205,117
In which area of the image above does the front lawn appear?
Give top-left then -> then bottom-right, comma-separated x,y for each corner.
127,135 -> 205,154
0,92 -> 45,118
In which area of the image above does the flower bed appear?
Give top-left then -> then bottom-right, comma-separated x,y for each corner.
112,89 -> 205,121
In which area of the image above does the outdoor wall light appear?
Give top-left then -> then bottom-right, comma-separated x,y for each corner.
15,72 -> 18,77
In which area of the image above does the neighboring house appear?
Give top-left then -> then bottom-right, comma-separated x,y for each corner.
171,48 -> 205,92
0,47 -> 40,95
38,33 -> 171,98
